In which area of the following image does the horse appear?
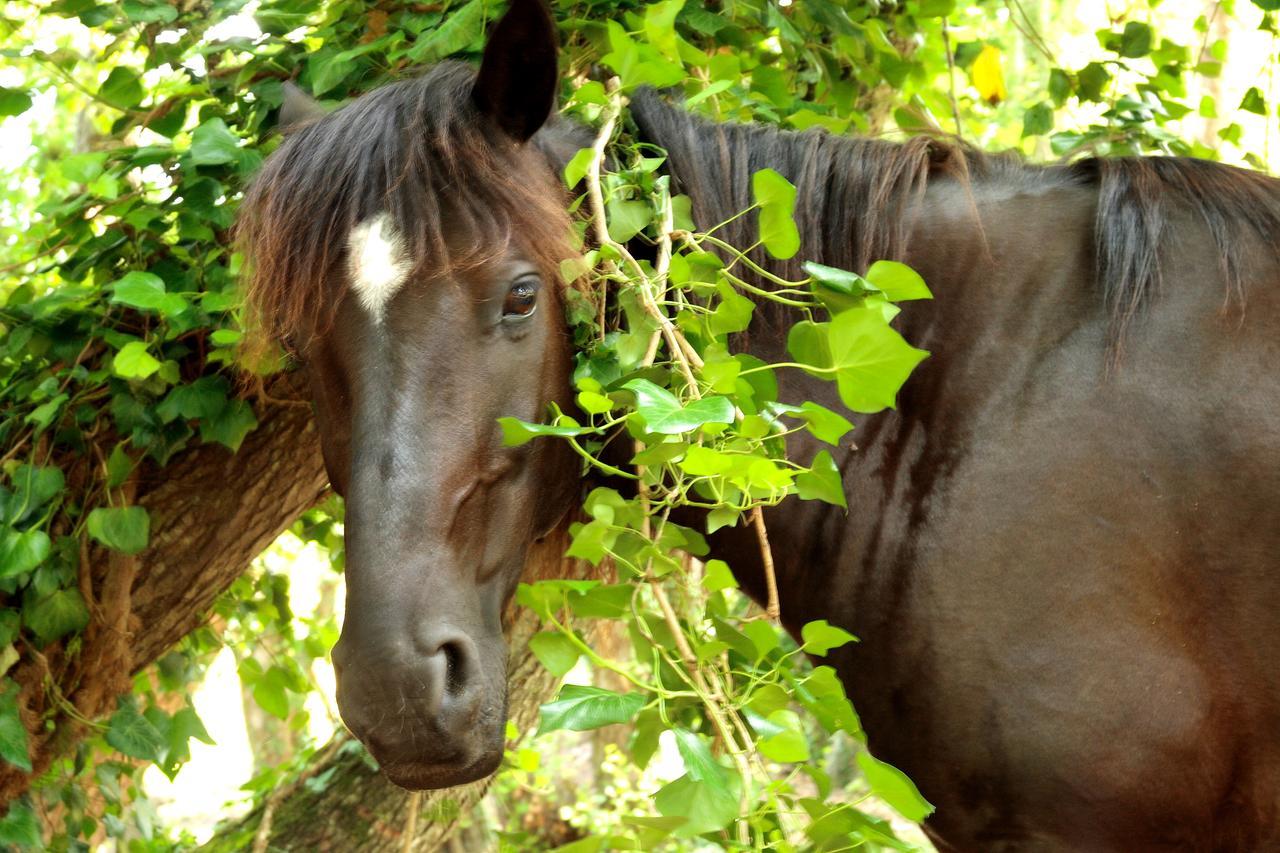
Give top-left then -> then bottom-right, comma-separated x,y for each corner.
237,0 -> 1280,849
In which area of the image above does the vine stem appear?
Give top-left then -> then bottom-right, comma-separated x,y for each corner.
752,506 -> 780,621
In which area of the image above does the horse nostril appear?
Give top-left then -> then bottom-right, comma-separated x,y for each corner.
441,641 -> 466,697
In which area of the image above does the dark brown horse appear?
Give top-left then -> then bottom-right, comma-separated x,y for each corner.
238,1 -> 1280,849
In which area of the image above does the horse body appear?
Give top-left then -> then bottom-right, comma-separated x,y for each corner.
239,0 -> 1280,846
634,100 -> 1280,848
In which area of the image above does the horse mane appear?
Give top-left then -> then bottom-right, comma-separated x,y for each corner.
629,88 -> 1280,341
237,61 -> 572,358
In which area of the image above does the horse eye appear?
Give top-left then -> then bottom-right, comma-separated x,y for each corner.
502,279 -> 539,320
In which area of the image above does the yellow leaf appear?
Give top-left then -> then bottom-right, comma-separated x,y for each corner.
971,45 -> 1006,104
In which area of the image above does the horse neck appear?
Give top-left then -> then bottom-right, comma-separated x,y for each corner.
628,93 -> 1059,631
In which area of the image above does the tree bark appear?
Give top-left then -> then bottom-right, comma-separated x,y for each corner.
0,372 -> 330,803
201,526 -> 586,852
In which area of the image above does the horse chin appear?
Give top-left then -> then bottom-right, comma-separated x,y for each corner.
379,750 -> 504,791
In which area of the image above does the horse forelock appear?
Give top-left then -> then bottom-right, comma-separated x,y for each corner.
237,61 -> 574,358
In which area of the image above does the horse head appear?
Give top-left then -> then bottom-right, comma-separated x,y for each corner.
239,0 -> 578,789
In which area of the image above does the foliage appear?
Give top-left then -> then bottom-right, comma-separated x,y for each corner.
0,0 -> 1274,847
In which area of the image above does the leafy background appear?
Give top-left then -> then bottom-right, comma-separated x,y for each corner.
0,0 -> 1275,848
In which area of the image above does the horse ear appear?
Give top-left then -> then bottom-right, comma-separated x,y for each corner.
279,82 -> 327,133
471,0 -> 558,142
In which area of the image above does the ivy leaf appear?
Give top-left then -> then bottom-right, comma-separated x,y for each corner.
828,307 -> 929,412
406,0 -> 484,62
796,450 -> 847,508
189,118 -> 240,166
106,698 -> 166,762
1117,21 -> 1152,58
309,49 -> 357,97
497,416 -> 585,447
0,88 -> 32,118
537,685 -> 645,734
109,271 -> 188,316
199,398 -> 258,451
528,631 -> 580,677
654,771 -> 741,837
24,588 -> 89,643
156,376 -> 229,423
674,729 -> 726,783
624,379 -> 735,434
757,710 -> 810,763
801,619 -> 859,655
857,751 -> 935,821
99,67 -> 143,110
864,261 -> 932,302
752,168 -> 800,259
0,529 -> 51,579
701,559 -> 737,592
87,506 -> 150,555
0,798 -> 39,849
607,199 -> 651,243
0,683 -> 31,772
796,402 -> 854,445
112,341 -> 162,380
706,280 -> 754,338
7,464 -> 65,520
252,667 -> 290,720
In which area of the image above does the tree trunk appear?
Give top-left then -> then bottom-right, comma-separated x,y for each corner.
0,372 -> 330,803
202,526 -> 585,852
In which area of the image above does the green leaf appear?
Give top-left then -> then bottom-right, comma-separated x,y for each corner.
1022,101 -> 1054,137
758,711 -> 810,763
537,685 -> 645,734
157,376 -> 229,423
113,341 -> 162,379
702,559 -> 737,592
752,168 -> 800,259
857,751 -> 935,821
864,261 -> 932,301
0,88 -> 33,118
673,729 -> 724,782
643,0 -> 684,60
497,416 -> 585,447
829,308 -> 928,412
796,401 -> 854,445
109,271 -> 188,316
796,450 -> 847,508
252,668 -> 290,720
309,49 -> 357,97
406,0 -> 484,62
801,619 -> 859,655
1117,21 -> 1152,58
1241,87 -> 1268,116
24,588 -> 89,643
624,379 -> 735,434
189,118 -> 240,166
106,698 -> 166,762
654,771 -> 741,837
0,684 -> 30,772
706,280 -> 754,338
86,505 -> 150,555
563,147 -> 596,189
606,199 -> 650,243
529,632 -> 580,677
123,0 -> 178,22
199,398 -> 258,451
0,798 -> 39,849
8,464 -> 65,520
0,529 -> 51,579
99,67 -> 142,110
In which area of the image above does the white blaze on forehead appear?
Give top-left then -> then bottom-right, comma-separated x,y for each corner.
347,214 -> 413,321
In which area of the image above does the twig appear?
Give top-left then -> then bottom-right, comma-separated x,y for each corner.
751,506 -> 780,621
402,791 -> 422,852
942,17 -> 964,140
